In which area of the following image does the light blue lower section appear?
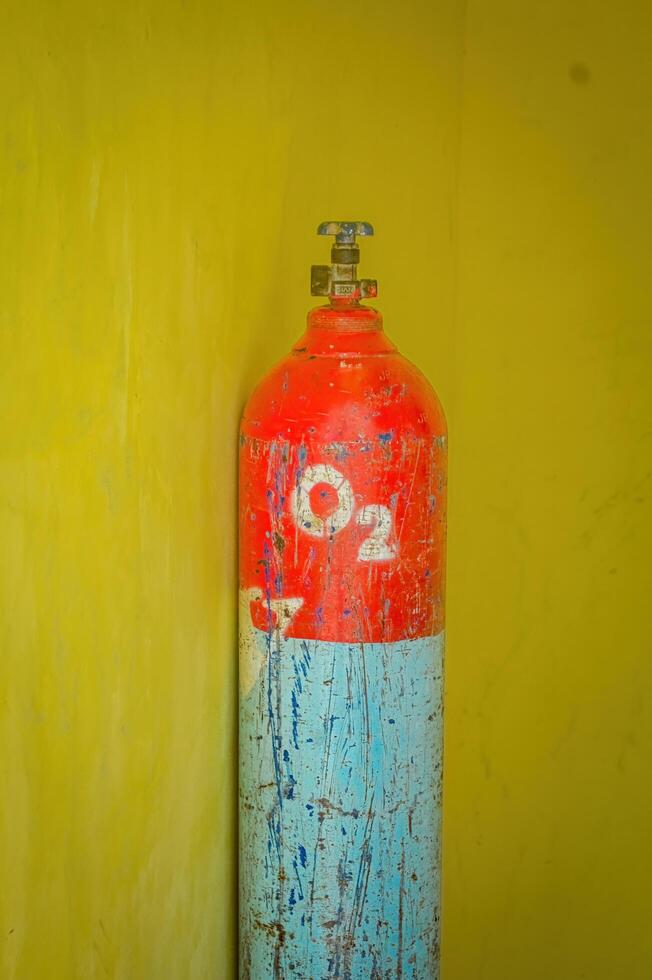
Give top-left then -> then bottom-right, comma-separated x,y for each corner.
240,632 -> 444,979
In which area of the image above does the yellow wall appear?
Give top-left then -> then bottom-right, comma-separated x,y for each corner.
448,4 -> 652,977
0,1 -> 649,978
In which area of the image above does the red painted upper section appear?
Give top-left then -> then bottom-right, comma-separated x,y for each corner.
239,302 -> 447,644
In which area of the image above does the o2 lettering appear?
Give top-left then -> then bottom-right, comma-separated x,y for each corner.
291,464 -> 397,562
356,504 -> 397,562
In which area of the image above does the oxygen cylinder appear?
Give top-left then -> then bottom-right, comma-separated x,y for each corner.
239,221 -> 447,978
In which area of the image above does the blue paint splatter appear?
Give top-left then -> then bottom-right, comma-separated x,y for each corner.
327,442 -> 351,462
291,690 -> 300,750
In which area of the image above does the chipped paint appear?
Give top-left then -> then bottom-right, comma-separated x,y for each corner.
240,631 -> 443,978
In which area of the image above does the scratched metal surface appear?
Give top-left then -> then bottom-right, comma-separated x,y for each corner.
238,305 -> 447,977
240,630 -> 443,978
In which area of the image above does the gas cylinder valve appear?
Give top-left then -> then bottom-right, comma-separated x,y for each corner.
310,220 -> 378,300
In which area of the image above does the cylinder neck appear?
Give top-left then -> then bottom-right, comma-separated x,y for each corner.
292,302 -> 396,357
310,300 -> 382,330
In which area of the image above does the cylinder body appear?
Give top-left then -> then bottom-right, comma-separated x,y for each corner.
239,302 -> 447,978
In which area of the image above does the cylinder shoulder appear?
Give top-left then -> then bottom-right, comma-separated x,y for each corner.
241,348 -> 446,444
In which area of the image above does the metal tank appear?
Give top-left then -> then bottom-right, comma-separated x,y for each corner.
239,221 -> 447,979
